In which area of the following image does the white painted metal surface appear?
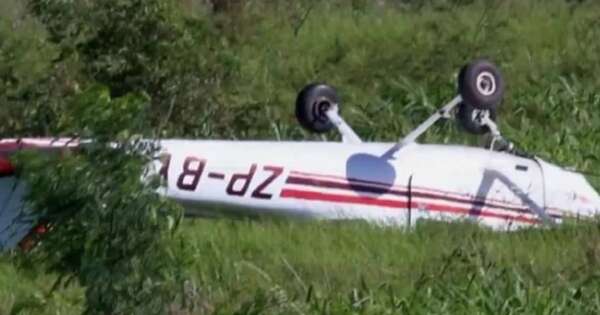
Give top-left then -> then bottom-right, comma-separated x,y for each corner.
1,133 -> 600,252
150,139 -> 600,229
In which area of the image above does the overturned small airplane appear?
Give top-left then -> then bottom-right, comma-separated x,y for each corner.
1,59 -> 599,250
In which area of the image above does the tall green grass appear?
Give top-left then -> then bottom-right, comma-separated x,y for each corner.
0,255 -> 83,314
205,0 -> 600,181
182,220 -> 600,314
4,220 -> 600,314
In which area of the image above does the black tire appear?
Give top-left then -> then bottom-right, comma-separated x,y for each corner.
295,83 -> 339,133
458,59 -> 504,110
457,102 -> 497,135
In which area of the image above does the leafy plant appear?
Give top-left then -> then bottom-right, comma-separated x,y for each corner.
14,87 -> 189,315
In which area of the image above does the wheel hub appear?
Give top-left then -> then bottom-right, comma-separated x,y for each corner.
476,71 -> 496,96
314,99 -> 331,122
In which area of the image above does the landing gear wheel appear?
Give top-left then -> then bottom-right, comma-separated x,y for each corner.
458,59 -> 504,110
295,83 -> 339,133
457,102 -> 497,135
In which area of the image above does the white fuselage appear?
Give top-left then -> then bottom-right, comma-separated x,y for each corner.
2,137 -> 600,251
155,140 -> 600,230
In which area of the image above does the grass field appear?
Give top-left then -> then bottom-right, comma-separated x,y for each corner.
182,220 -> 600,314
2,219 -> 600,314
2,0 -> 600,314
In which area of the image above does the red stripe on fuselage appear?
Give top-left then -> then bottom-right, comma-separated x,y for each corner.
286,170 -> 564,220
280,189 -> 540,224
286,175 -> 540,217
289,170 -> 533,210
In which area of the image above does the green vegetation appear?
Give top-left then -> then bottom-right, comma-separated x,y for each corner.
1,0 -> 600,314
4,220 -> 600,314
182,220 -> 600,314
12,87 -> 188,315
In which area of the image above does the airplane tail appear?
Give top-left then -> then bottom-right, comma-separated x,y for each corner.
0,157 -> 36,250
0,138 -> 79,251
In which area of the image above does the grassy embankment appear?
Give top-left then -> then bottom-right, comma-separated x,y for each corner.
1,0 -> 600,314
